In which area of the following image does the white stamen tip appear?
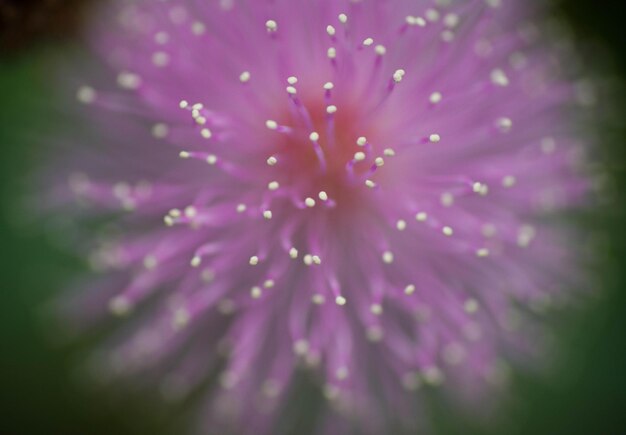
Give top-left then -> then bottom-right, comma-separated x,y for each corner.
263,210 -> 273,219
356,136 -> 367,146
404,284 -> 416,295
442,226 -> 454,236
393,69 -> 406,83
396,219 -> 407,231
429,92 -> 443,104
326,105 -> 337,114
265,19 -> 278,32
335,296 -> 347,306
382,251 -> 394,264
268,181 -> 280,191
354,152 -> 366,161
249,256 -> 259,266
267,156 -> 278,166
318,191 -> 329,201
429,134 -> 441,143
266,120 -> 278,130
370,304 -> 383,315
490,68 -> 510,87
309,132 -> 320,141
305,197 -> 316,208
239,71 -> 251,83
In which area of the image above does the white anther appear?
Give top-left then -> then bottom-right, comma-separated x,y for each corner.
312,255 -> 322,265
200,128 -> 212,139
309,131 -> 320,141
496,117 -> 513,133
464,298 -> 480,313
265,19 -> 278,32
190,256 -> 202,267
383,148 -> 396,157
442,226 -> 454,236
206,154 -> 217,165
117,72 -> 141,89
179,100 -> 189,109
356,136 -> 367,146
239,71 -> 251,83
292,339 -> 309,356
289,247 -> 298,259
236,203 -> 247,213
286,86 -> 297,95
429,91 -> 443,104
327,47 -> 337,59
250,286 -> 262,298
392,69 -> 406,83
362,37 -> 374,46
404,284 -> 416,295
375,157 -> 385,167
396,219 -> 407,231
179,151 -> 190,159
490,68 -> 510,87
312,294 -> 326,305
365,179 -> 376,188
249,256 -> 259,266
76,85 -> 96,104
375,45 -> 386,56
415,212 -> 428,222
266,120 -> 278,130
326,25 -> 336,36
287,76 -> 298,85
151,123 -> 169,139
303,254 -> 313,266
338,13 -> 348,24
440,192 -> 454,207
323,82 -> 334,90
335,295 -> 347,306
268,181 -> 280,191
476,248 -> 490,257
354,152 -> 366,161
109,296 -> 132,316
326,105 -> 337,114
305,197 -> 316,208
502,175 -> 516,188
429,133 -> 441,143
370,304 -> 383,315
143,255 -> 158,270
191,21 -> 206,35
382,251 -> 394,264
267,156 -> 278,166
318,191 -> 328,201
263,279 -> 275,288
152,51 -> 170,67
263,210 -> 273,219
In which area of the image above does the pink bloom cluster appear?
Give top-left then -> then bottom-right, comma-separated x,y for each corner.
55,0 -> 589,433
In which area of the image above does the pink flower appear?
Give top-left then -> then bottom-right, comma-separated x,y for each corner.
54,0 -> 590,433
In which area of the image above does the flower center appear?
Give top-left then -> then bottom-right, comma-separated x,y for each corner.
265,86 -> 389,215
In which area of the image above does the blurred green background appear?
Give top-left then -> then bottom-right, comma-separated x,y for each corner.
1,1 -> 625,434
